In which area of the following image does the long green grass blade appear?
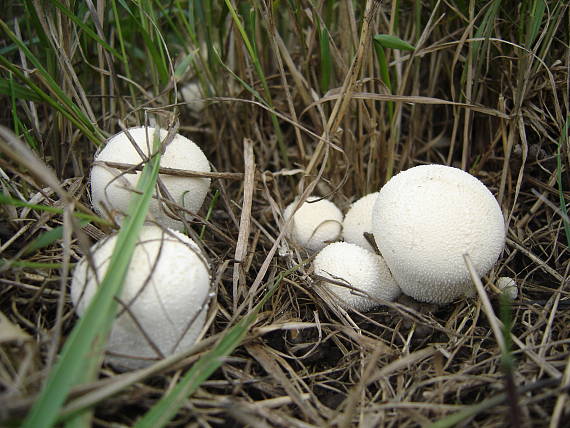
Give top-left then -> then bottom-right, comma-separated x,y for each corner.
21,130 -> 164,428
0,193 -> 110,226
0,259 -> 68,269
23,221 -> 90,255
319,21 -> 332,93
526,0 -> 546,48
0,78 -> 42,102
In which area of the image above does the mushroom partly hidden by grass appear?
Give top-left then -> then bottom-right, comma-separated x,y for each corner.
91,126 -> 211,231
342,192 -> 379,253
71,226 -> 210,370
496,276 -> 518,300
283,196 -> 343,252
371,164 -> 506,304
313,242 -> 401,311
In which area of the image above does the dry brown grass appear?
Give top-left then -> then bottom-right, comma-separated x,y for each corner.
0,0 -> 569,426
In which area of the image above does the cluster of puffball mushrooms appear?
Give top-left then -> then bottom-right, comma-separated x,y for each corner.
284,164 -> 509,311
71,126 -> 513,371
72,126 -> 213,370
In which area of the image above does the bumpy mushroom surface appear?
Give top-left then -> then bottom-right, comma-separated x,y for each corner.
91,126 -> 211,231
283,196 -> 343,252
71,226 -> 210,370
372,165 -> 505,304
314,242 -> 400,311
342,192 -> 379,252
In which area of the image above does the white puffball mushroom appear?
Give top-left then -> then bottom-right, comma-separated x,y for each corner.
372,164 -> 505,304
497,277 -> 518,300
313,242 -> 401,311
181,81 -> 206,113
91,126 -> 211,231
70,226 -> 210,370
283,196 -> 343,252
342,192 -> 379,252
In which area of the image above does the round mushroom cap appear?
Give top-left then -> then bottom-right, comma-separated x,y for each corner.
283,196 -> 343,252
342,192 -> 379,252
372,165 -> 505,304
313,242 -> 401,311
91,126 -> 211,231
70,226 -> 210,370
497,276 -> 518,300
181,81 -> 206,113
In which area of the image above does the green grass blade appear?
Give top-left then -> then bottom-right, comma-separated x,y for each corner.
319,20 -> 332,94
199,189 -> 220,239
0,193 -> 110,226
21,130 -> 164,428
373,34 -> 415,51
0,259 -> 68,270
0,77 -> 42,102
526,0 -> 546,48
23,221 -> 90,255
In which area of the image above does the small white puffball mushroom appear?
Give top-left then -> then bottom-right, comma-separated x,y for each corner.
313,242 -> 401,311
70,226 -> 210,370
91,126 -> 211,231
372,164 -> 505,304
181,81 -> 205,113
497,277 -> 518,300
283,196 -> 343,252
342,192 -> 379,252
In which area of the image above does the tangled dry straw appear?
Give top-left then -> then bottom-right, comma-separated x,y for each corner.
0,0 -> 569,426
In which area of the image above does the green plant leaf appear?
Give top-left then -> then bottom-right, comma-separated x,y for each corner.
23,221 -> 90,255
373,34 -> 415,51
0,193 -> 110,226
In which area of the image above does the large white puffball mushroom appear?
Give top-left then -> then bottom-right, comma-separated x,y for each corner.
283,196 -> 343,252
314,242 -> 401,311
342,192 -> 379,253
497,277 -> 518,300
372,165 -> 505,304
71,226 -> 210,370
91,126 -> 211,231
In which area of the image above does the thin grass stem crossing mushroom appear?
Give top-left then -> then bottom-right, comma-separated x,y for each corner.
91,126 -> 211,231
283,196 -> 343,252
313,242 -> 401,311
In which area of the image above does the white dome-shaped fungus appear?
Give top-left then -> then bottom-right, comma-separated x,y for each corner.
91,126 -> 211,231
497,277 -> 518,300
71,226 -> 210,370
372,165 -> 505,304
342,192 -> 379,252
313,242 -> 400,311
181,81 -> 206,113
283,196 -> 343,252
